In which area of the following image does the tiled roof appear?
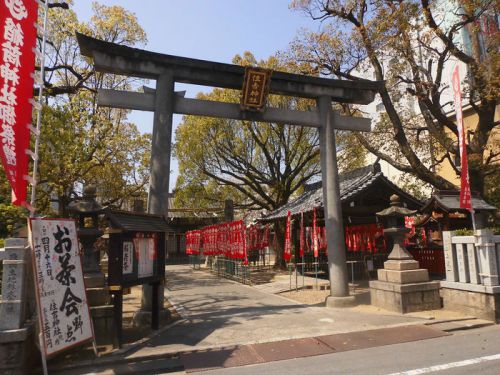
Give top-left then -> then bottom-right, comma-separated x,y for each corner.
105,209 -> 174,232
260,163 -> 421,221
421,190 -> 497,213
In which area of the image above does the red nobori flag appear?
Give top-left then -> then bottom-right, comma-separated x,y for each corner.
312,207 -> 318,258
451,65 -> 472,210
299,212 -> 304,258
284,211 -> 292,262
0,0 -> 38,206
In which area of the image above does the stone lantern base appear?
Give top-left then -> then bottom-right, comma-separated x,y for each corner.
369,259 -> 441,313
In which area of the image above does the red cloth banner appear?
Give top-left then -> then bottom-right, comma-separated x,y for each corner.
312,208 -> 318,258
345,224 -> 386,253
187,220 -> 266,262
247,224 -> 270,251
217,223 -> 229,256
318,227 -> 327,252
451,65 -> 472,210
261,224 -> 269,248
248,225 -> 258,251
242,222 -> 248,265
228,220 -> 246,260
284,211 -> 292,262
299,212 -> 304,258
0,0 -> 38,205
185,230 -> 201,255
404,216 -> 416,246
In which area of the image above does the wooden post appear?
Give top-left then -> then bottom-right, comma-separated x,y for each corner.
151,282 -> 160,330
112,289 -> 123,348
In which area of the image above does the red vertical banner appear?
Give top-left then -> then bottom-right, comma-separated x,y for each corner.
451,65 -> 472,210
0,0 -> 38,205
299,212 -> 304,258
242,223 -> 248,265
185,231 -> 191,255
312,208 -> 318,258
284,211 -> 292,262
262,224 -> 269,248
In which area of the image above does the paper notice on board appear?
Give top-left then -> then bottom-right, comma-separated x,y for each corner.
135,237 -> 155,278
30,219 -> 93,357
122,241 -> 134,274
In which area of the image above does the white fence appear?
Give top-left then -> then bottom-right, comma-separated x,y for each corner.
443,229 -> 500,289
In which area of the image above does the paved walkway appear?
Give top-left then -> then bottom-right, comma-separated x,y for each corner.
123,264 -> 430,359
50,264 -> 491,374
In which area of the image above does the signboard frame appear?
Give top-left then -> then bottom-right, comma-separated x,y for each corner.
240,66 -> 272,111
29,218 -> 95,358
108,231 -> 165,288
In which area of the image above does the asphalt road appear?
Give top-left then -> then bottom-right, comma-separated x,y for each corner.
193,325 -> 500,375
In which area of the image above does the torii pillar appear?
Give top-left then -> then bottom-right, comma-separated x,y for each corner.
139,73 -> 174,321
318,96 -> 353,306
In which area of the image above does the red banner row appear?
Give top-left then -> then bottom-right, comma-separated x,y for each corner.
185,221 -> 270,263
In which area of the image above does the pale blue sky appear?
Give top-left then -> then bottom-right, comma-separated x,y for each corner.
73,0 -> 319,191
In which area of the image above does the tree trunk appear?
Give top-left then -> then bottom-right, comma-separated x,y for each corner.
58,195 -> 69,217
468,151 -> 485,196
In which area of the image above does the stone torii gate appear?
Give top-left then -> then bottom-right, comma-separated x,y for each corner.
77,33 -> 382,309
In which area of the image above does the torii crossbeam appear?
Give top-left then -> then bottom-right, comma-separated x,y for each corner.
77,32 -> 382,308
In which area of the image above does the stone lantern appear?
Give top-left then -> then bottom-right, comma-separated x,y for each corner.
68,185 -> 114,343
369,194 -> 441,313
377,194 -> 417,264
68,185 -> 104,276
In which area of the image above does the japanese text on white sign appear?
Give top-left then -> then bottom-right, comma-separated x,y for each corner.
30,219 -> 93,357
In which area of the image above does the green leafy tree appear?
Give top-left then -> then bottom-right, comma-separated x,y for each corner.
31,2 -> 151,216
1,2 -> 152,222
0,175 -> 26,238
291,0 -> 499,203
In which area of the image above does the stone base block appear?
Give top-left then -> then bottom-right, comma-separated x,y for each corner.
0,302 -> 23,331
0,325 -> 38,375
441,287 -> 500,322
384,260 -> 419,271
378,268 -> 429,284
132,309 -> 172,328
370,280 -> 441,314
325,295 -> 356,308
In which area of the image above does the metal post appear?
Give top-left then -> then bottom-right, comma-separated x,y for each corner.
315,260 -> 318,290
142,72 -> 174,313
302,254 -> 305,288
39,333 -> 48,375
350,261 -> 355,292
29,0 -> 50,215
295,262 -> 299,292
317,96 -> 354,306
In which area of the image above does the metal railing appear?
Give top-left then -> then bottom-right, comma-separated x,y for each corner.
207,256 -> 250,284
188,254 -> 202,269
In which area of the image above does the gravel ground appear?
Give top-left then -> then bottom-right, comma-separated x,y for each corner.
279,289 -> 331,305
279,286 -> 371,306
